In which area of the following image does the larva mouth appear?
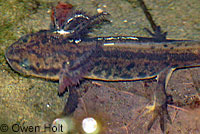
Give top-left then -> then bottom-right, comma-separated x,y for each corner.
5,46 -> 28,75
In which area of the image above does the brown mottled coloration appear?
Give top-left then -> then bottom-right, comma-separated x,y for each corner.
5,30 -> 200,132
6,31 -> 200,82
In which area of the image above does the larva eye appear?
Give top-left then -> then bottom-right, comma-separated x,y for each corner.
20,58 -> 31,70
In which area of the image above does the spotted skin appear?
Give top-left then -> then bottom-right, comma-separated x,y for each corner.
6,31 -> 200,82
5,30 -> 200,132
